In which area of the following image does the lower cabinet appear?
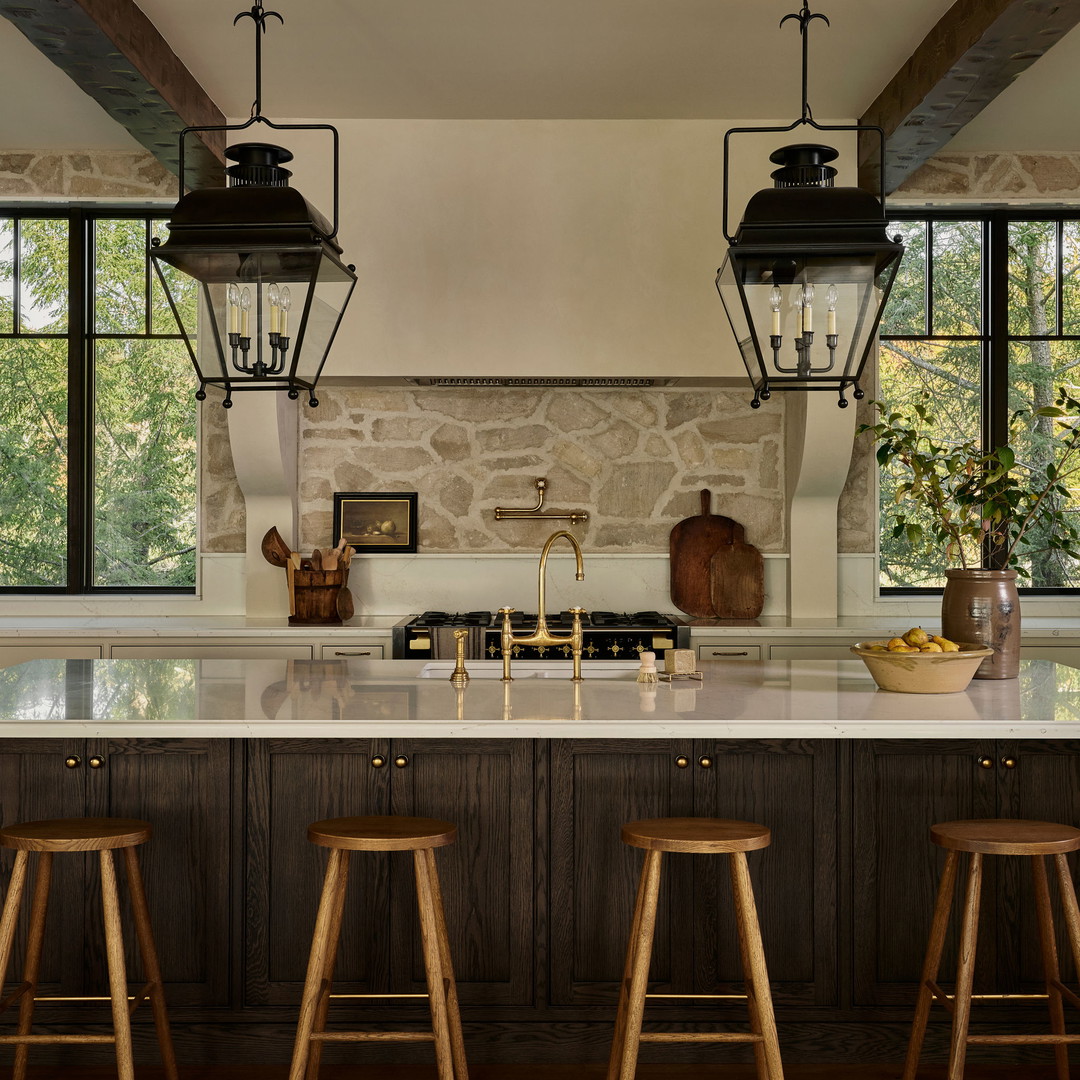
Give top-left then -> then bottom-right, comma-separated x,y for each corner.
0,735 -> 1077,1066
243,738 -> 534,1008
0,739 -> 232,1007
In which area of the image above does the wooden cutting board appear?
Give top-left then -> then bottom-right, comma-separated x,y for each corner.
710,535 -> 765,620
669,489 -> 739,618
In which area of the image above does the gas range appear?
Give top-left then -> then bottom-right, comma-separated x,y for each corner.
391,610 -> 690,660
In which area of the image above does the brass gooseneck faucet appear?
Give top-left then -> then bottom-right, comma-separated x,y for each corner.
500,530 -> 587,682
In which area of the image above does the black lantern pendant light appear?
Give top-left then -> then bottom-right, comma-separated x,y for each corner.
150,3 -> 357,408
716,4 -> 903,408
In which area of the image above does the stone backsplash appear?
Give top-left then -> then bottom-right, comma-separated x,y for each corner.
297,387 -> 787,554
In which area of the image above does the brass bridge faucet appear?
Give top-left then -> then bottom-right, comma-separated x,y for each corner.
500,530 -> 587,682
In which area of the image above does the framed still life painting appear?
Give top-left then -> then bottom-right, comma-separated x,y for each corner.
332,492 -> 418,553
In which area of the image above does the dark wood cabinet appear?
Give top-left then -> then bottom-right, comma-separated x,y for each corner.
852,739 -> 1080,1007
0,738 -> 231,1007
549,739 -> 695,1006
243,738 -> 534,1007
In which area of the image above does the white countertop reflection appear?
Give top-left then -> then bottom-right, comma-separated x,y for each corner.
0,657 -> 1079,738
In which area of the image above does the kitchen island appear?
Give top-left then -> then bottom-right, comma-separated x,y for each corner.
0,655 -> 1078,1069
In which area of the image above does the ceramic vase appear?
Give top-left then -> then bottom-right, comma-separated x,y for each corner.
940,568 -> 1020,680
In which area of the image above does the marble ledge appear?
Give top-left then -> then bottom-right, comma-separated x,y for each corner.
1,657 -> 1079,740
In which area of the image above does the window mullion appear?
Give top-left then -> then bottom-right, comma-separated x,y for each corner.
66,210 -> 92,592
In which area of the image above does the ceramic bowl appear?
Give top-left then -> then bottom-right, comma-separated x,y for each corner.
850,641 -> 994,694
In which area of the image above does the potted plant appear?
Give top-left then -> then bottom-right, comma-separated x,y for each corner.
858,388 -> 1080,678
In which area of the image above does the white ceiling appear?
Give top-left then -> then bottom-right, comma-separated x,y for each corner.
1,0 -> 1078,153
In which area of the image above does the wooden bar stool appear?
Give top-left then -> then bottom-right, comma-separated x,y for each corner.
289,815 -> 469,1080
904,819 -> 1080,1080
0,817 -> 177,1080
607,817 -> 784,1080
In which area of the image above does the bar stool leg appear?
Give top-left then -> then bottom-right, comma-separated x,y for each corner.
946,851 -> 983,1080
0,851 -> 29,1003
305,850 -> 350,1080
1053,853 -> 1080,979
13,851 -> 52,1080
607,849 -> 655,1080
614,848 -> 663,1080
122,846 -> 179,1080
414,848 -> 455,1080
729,850 -> 784,1080
1031,855 -> 1069,1080
730,853 -> 769,1080
100,850 -> 135,1080
423,847 -> 469,1080
289,848 -> 347,1080
903,849 -> 960,1080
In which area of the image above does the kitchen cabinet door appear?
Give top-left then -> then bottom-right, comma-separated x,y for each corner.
88,738 -> 232,1007
0,740 -> 89,995
851,740 -> 995,1007
693,739 -> 838,1007
548,739 -> 695,1006
994,740 -> 1080,991
388,739 -> 534,1006
243,739 -> 390,1005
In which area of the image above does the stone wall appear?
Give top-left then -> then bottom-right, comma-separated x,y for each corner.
895,151 -> 1080,202
0,150 -> 172,198
297,387 -> 786,553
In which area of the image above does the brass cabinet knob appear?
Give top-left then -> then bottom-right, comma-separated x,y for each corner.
371,756 -> 386,768
394,755 -> 409,768
1001,756 -> 1018,769
675,756 -> 690,769
698,756 -> 713,768
64,755 -> 81,769
88,756 -> 105,769
977,756 -> 994,769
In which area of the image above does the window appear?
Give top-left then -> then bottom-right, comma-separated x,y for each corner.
0,209 -> 198,592
878,210 -> 1080,591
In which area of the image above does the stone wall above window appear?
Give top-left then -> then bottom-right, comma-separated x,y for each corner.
0,150 -> 172,198
895,152 -> 1080,202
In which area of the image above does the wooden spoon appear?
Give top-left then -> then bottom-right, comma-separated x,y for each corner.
311,548 -> 323,571
336,586 -> 355,622
260,526 -> 292,568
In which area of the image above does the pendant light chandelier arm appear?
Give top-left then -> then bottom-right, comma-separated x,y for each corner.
234,3 -> 284,120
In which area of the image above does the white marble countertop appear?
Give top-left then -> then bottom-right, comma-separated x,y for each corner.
1,656 -> 1080,739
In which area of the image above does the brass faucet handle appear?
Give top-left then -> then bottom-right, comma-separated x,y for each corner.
449,628 -> 470,686
497,606 -> 516,615
568,606 -> 587,617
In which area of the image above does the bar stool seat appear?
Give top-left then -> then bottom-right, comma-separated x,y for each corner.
290,814 -> 468,1080
608,817 -> 784,1080
0,817 -> 177,1080
905,818 -> 1080,1080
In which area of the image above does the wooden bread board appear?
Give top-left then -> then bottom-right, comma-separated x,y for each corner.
669,489 -> 740,618
709,536 -> 765,620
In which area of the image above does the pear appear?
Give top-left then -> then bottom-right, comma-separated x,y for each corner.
903,626 -> 930,647
920,642 -> 944,652
931,635 -> 960,652
886,637 -> 907,651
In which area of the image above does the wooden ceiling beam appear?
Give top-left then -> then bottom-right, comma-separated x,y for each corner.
0,0 -> 225,188
858,0 -> 1080,194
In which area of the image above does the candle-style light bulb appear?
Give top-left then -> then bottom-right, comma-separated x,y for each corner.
268,283 -> 281,335
279,286 -> 292,337
769,285 -> 783,336
826,284 -> 838,336
227,283 -> 240,334
801,283 -> 815,333
240,286 -> 251,339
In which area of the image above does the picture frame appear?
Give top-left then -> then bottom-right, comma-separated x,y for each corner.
332,491 -> 418,553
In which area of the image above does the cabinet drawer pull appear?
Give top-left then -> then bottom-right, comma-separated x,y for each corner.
371,756 -> 386,768
711,650 -> 749,657
333,650 -> 372,657
675,756 -> 690,769
394,755 -> 409,769
88,756 -> 105,769
64,755 -> 81,769
977,756 -> 994,770
1001,757 -> 1017,769
698,756 -> 713,769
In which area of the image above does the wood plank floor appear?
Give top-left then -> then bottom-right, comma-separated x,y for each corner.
0,1068 -> 1064,1079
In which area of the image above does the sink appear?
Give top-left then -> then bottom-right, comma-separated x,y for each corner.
417,661 -> 640,680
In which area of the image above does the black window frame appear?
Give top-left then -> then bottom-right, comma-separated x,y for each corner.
880,206 -> 1080,597
0,205 -> 196,595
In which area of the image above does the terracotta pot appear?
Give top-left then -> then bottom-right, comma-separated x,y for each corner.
940,568 -> 1020,680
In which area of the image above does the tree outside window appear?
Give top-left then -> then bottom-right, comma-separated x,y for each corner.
0,209 -> 198,592
878,211 -> 1080,591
